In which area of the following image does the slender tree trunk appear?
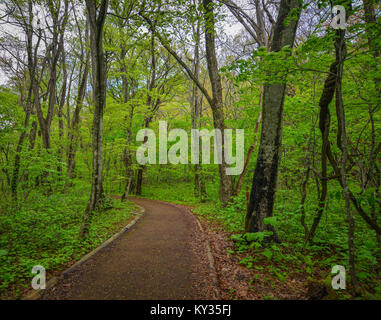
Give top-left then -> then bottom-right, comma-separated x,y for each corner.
334,26 -> 360,295
234,110 -> 262,196
11,95 -> 32,202
66,14 -> 90,186
198,95 -> 208,200
307,59 -> 338,242
190,8 -> 207,200
11,1 -> 36,203
119,43 -> 136,201
66,52 -> 90,184
28,121 -> 37,150
58,47 -> 67,176
79,0 -> 109,238
136,167 -> 144,195
245,0 -> 302,238
121,105 -> 135,201
203,0 -> 233,205
136,31 -> 157,196
308,8 -> 381,237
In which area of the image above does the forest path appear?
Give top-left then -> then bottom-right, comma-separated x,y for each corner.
41,197 -> 215,300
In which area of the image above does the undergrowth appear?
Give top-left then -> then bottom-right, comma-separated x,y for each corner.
0,184 -> 136,299
143,182 -> 381,299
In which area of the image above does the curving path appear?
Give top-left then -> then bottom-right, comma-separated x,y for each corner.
41,197 -> 216,300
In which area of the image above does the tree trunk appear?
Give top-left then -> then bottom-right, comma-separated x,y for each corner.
245,0 -> 302,238
234,110 -> 262,196
307,59 -> 338,242
334,25 -> 360,294
203,0 -> 233,205
66,52 -> 90,184
11,1 -> 35,203
57,47 -> 67,176
136,167 -> 143,195
190,7 -> 207,200
135,31 -> 157,196
119,42 -> 136,201
79,0 -> 109,239
66,15 -> 90,185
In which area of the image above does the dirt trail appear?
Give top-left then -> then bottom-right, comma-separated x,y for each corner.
41,197 -> 216,300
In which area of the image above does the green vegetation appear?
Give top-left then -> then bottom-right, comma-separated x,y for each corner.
141,182 -> 381,299
0,183 -> 136,299
0,0 -> 380,300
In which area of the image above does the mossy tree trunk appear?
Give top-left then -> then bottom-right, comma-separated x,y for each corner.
245,0 -> 302,238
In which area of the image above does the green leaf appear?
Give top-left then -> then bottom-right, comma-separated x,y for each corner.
262,248 -> 273,260
264,217 -> 277,227
0,249 -> 8,257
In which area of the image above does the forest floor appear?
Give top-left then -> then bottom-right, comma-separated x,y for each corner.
40,198 -> 216,299
196,214 -> 309,300
38,196 -> 326,300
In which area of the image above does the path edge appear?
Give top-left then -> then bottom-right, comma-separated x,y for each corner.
194,216 -> 221,300
22,203 -> 145,300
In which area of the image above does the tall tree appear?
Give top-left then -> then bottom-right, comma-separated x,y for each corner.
34,0 -> 69,150
66,10 -> 90,185
245,0 -> 302,237
79,0 -> 109,238
9,0 -> 36,202
190,1 -> 207,200
136,30 -> 157,196
203,0 -> 233,204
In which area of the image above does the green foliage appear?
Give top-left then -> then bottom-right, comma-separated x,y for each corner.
0,0 -> 380,300
0,185 -> 136,299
